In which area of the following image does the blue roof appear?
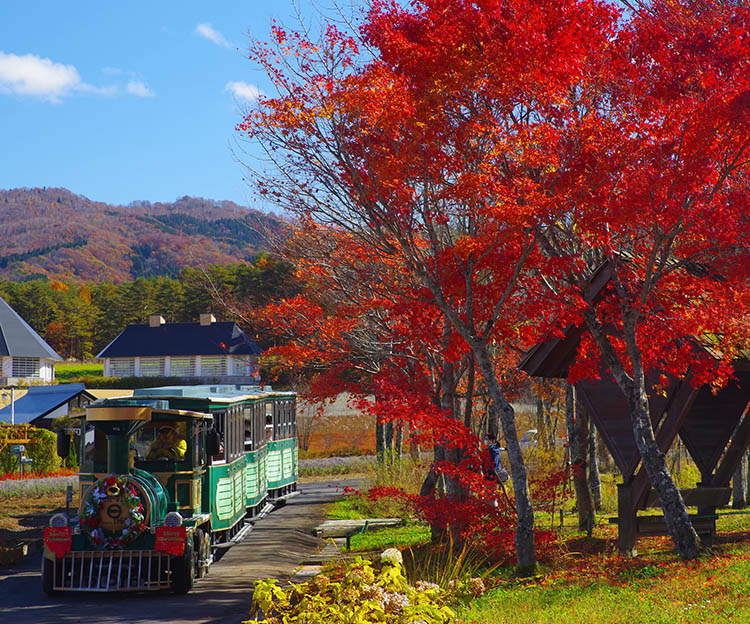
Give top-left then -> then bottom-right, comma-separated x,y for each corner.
0,296 -> 61,359
96,322 -> 262,358
0,383 -> 92,425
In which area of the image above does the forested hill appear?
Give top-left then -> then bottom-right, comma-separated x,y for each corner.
0,188 -> 286,282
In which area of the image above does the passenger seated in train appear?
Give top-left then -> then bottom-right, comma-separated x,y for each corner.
146,425 -> 187,461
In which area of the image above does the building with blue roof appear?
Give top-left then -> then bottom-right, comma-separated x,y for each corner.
0,296 -> 61,385
0,383 -> 95,426
97,314 -> 262,383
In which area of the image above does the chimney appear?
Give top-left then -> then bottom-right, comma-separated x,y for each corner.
149,315 -> 165,328
200,314 -> 216,326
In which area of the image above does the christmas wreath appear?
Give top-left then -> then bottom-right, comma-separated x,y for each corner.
80,475 -> 147,548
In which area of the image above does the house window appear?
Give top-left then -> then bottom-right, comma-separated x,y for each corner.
110,358 -> 135,377
171,357 -> 195,377
140,357 -> 165,377
12,357 -> 40,378
201,356 -> 226,376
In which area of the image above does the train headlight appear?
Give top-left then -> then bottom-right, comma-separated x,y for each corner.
49,513 -> 68,528
163,512 -> 183,527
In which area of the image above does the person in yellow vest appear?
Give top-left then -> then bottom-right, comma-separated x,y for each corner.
146,426 -> 187,461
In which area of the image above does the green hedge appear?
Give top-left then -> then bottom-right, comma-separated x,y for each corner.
0,426 -> 60,475
75,376 -> 235,389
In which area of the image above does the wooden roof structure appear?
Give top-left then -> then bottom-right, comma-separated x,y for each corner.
520,270 -> 750,554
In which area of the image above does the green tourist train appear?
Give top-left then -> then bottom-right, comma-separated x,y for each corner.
41,384 -> 298,594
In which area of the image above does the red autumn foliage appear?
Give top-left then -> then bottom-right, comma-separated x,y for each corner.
241,0 -> 750,564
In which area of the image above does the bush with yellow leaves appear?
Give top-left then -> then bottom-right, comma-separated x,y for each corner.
246,549 -> 457,624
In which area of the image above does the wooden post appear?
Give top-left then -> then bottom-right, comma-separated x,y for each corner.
617,483 -> 637,556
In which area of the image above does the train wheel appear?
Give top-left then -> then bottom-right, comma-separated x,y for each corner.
41,555 -> 60,596
171,540 -> 195,594
194,529 -> 208,578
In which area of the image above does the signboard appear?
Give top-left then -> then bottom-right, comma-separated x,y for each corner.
43,527 -> 72,558
99,494 -> 130,532
154,526 -> 186,556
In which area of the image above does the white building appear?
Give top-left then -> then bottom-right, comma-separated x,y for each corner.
0,296 -> 61,385
97,314 -> 261,383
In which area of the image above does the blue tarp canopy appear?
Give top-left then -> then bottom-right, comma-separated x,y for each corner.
0,383 -> 91,425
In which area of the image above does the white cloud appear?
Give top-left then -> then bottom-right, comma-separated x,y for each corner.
0,51 -> 82,101
195,23 -> 231,48
0,53 -> 154,101
126,80 -> 154,97
225,81 -> 263,103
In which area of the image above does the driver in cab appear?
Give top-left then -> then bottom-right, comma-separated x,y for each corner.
146,425 -> 187,461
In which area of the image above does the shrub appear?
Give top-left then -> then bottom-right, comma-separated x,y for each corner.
247,551 -> 457,624
26,427 -> 60,474
403,533 -> 501,590
0,425 -> 60,475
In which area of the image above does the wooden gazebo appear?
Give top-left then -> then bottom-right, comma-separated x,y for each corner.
521,315 -> 750,555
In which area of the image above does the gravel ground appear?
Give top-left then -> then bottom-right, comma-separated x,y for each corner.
0,475 -> 77,495
299,455 -> 376,471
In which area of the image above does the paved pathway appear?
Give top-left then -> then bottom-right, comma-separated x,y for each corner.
0,479 -> 358,624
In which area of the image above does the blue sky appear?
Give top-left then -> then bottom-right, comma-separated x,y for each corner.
0,1 -> 338,210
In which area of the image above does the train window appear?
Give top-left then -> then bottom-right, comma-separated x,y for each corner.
231,406 -> 239,459
194,422 -> 203,464
212,412 -> 226,463
81,423 -> 107,470
226,408 -> 235,460
244,407 -> 254,452
133,421 -> 189,463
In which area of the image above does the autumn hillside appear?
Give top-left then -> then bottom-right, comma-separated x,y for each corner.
0,188 -> 286,282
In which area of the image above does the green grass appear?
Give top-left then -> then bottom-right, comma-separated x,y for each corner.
459,554 -> 750,624
325,489 -> 412,520
55,362 -> 103,382
348,523 -> 431,552
326,495 -> 370,520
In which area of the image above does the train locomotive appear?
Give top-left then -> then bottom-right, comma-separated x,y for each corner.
42,384 -> 297,594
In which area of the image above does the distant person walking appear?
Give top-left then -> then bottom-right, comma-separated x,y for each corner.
483,432 -> 509,485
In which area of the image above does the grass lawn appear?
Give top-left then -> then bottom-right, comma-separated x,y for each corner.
457,512 -> 750,624
55,362 -> 103,382
460,539 -> 750,623
349,523 -> 432,552
325,486 -> 750,623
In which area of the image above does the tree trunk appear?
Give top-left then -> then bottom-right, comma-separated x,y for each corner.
473,341 -> 536,575
565,385 -> 576,502
733,452 -> 747,509
385,420 -> 394,464
573,395 -> 595,535
440,361 -> 465,502
585,306 -> 699,559
535,396 -> 548,451
376,418 -> 386,465
394,423 -> 403,467
464,356 -> 475,430
589,421 -> 602,512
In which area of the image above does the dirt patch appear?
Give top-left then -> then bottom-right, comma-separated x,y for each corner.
0,490 -> 73,549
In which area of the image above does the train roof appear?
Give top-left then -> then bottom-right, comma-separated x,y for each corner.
132,384 -> 294,402
85,385 -> 296,418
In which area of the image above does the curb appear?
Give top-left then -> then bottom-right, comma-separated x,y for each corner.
0,539 -> 41,566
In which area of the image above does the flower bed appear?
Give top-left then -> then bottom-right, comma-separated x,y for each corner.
0,468 -> 76,482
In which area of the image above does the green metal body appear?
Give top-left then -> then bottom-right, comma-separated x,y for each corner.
45,385 -> 297,593
266,438 -> 298,490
